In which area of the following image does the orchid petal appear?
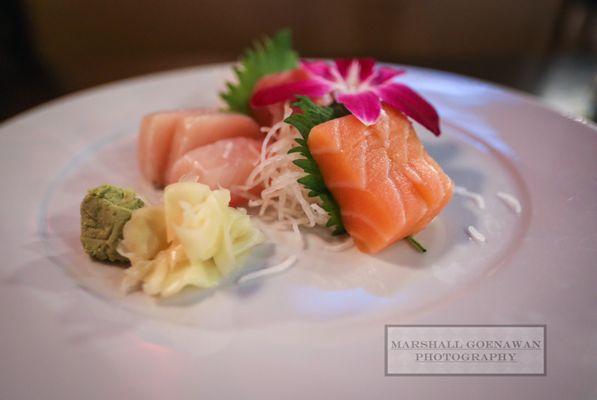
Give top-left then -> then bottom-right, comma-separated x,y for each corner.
374,82 -> 441,135
300,60 -> 335,82
334,58 -> 377,82
371,66 -> 406,85
334,59 -> 354,80
250,79 -> 332,107
357,58 -> 376,81
335,90 -> 382,126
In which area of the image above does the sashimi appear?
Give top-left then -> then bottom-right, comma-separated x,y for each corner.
308,106 -> 453,253
250,68 -> 313,127
167,137 -> 262,206
166,111 -> 261,180
138,109 -> 201,186
138,109 -> 261,186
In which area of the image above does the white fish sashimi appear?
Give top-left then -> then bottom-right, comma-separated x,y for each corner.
167,137 -> 262,206
138,109 -> 261,186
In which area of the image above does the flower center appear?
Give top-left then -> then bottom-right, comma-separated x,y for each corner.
334,60 -> 372,94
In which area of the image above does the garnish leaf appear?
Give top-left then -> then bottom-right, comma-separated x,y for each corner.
220,29 -> 299,114
285,96 -> 349,235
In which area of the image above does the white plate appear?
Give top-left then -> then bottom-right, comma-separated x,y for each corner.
1,64 -> 595,399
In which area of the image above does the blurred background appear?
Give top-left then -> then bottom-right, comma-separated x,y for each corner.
1,0 -> 595,122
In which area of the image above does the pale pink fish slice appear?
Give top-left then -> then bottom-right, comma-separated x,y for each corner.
165,111 -> 261,180
138,109 -> 205,186
166,137 -> 262,206
138,109 -> 262,187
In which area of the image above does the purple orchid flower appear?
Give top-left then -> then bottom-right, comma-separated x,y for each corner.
250,58 -> 441,135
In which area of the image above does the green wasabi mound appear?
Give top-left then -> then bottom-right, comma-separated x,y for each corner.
80,184 -> 145,263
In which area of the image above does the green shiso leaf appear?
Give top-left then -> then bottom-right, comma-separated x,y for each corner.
220,29 -> 299,115
284,96 -> 349,235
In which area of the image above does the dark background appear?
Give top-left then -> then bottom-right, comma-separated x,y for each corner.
1,0 -> 595,122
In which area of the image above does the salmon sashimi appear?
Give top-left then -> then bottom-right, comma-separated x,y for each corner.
308,106 -> 453,253
138,109 -> 261,186
167,137 -> 262,206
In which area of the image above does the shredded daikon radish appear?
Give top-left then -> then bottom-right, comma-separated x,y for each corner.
323,238 -> 354,251
239,102 -> 328,230
291,222 -> 303,249
454,186 -> 486,209
496,191 -> 522,214
237,255 -> 297,284
310,203 -> 327,217
466,225 -> 486,243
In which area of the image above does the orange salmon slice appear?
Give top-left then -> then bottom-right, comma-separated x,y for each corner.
308,106 -> 453,253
